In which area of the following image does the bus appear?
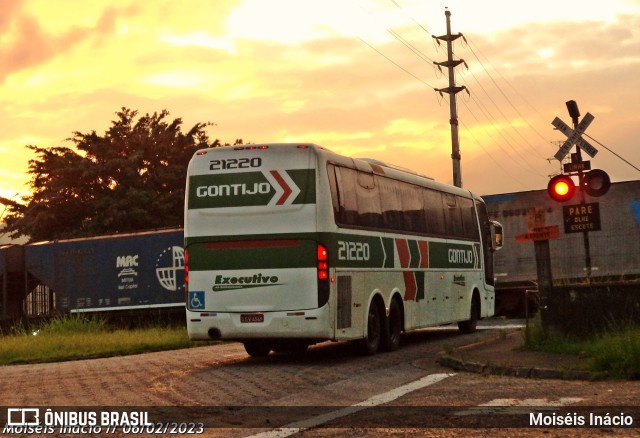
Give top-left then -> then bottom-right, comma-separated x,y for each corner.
184,143 -> 503,357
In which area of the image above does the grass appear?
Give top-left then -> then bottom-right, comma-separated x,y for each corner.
4,314 -> 640,379
524,316 -> 640,379
0,314 -> 205,365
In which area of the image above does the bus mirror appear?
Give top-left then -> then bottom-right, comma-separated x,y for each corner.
490,221 -> 503,251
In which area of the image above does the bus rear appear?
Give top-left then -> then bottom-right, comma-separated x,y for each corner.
184,144 -> 331,355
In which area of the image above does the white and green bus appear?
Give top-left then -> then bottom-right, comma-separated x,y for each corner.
184,143 -> 503,357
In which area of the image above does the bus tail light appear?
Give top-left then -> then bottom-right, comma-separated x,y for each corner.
317,243 -> 330,306
317,244 -> 328,261
317,244 -> 328,280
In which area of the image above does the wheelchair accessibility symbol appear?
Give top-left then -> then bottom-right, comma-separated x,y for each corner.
189,291 -> 205,310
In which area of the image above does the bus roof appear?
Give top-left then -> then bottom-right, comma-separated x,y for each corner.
192,143 -> 479,200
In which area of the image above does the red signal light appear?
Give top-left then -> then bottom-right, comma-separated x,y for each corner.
547,174 -> 575,202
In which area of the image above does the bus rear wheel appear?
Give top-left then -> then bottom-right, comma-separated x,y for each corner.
382,298 -> 403,352
358,301 -> 382,355
243,340 -> 272,357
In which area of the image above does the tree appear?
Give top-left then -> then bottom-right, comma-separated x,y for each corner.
1,108 -> 225,242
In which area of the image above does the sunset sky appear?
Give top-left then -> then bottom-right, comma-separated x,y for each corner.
1,0 -> 640,206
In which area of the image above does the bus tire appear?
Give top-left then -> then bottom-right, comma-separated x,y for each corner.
358,300 -> 382,355
243,340 -> 272,357
458,292 -> 480,334
381,298 -> 403,352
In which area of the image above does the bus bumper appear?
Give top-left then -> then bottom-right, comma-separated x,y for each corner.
186,306 -> 333,341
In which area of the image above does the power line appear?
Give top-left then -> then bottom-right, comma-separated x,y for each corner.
459,91 -> 546,176
463,37 -> 550,159
388,0 -> 431,35
353,3 -> 556,184
387,28 -> 435,64
356,36 -> 436,89
583,133 -> 640,173
458,118 -> 529,190
455,68 -> 547,175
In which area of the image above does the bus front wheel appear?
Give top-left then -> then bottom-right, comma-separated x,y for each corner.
358,301 -> 382,355
458,292 -> 480,334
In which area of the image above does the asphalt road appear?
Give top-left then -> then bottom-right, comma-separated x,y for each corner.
2,321 -> 639,437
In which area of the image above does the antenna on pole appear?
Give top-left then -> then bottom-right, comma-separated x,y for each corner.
433,7 -> 468,188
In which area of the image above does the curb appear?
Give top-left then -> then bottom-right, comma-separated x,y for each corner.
436,332 -> 608,381
436,355 -> 607,381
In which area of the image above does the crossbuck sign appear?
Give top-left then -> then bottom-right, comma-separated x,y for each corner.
552,113 -> 599,161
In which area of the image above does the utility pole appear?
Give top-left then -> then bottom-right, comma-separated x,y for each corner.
433,8 -> 467,188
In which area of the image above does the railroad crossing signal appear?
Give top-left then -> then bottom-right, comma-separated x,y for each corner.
548,102 -> 609,203
552,113 -> 598,160
546,100 -> 608,282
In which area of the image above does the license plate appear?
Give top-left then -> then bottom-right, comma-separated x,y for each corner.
240,314 -> 264,323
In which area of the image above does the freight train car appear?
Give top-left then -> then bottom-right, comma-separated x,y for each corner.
483,179 -> 640,316
0,244 -> 25,322
1,228 -> 185,323
3,181 -> 639,322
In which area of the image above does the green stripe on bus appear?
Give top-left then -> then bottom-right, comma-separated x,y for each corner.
187,239 -> 316,271
188,169 -> 316,210
415,271 -> 425,301
429,241 -> 478,269
408,240 -> 420,269
185,233 -> 480,270
289,169 -> 317,204
382,238 -> 394,268
321,233 -> 389,269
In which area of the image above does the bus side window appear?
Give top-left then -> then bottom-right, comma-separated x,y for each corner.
335,167 -> 359,226
459,197 -> 479,240
423,188 -> 446,236
401,184 -> 426,233
379,177 -> 402,231
443,193 -> 464,238
356,173 -> 382,228
327,164 -> 341,220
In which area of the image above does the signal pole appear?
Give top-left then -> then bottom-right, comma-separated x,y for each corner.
433,8 -> 467,188
565,100 -> 592,280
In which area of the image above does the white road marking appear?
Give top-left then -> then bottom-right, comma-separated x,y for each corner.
244,373 -> 455,438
